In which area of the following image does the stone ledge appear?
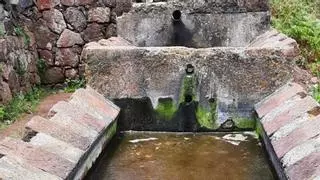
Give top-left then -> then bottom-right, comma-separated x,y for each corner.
0,87 -> 120,179
255,82 -> 320,180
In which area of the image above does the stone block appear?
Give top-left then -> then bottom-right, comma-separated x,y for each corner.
57,29 -> 84,47
88,7 -> 110,23
42,9 -> 66,34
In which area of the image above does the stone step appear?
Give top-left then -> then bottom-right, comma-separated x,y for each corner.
29,133 -> 84,164
49,101 -> 106,133
69,88 -> 120,124
255,83 -> 305,118
49,107 -> 98,142
262,95 -> 318,135
26,116 -> 91,150
272,114 -> 320,158
0,155 -> 61,180
0,137 -> 74,179
286,151 -> 320,180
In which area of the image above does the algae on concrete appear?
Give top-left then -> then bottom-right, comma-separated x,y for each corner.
196,100 -> 218,130
234,117 -> 256,129
155,98 -> 178,120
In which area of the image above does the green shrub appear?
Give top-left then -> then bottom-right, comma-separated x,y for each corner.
271,0 -> 320,69
0,87 -> 49,124
14,26 -> 30,46
64,78 -> 86,93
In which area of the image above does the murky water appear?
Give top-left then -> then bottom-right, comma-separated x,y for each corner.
86,132 -> 275,180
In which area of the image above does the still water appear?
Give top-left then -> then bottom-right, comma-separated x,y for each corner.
86,132 -> 275,180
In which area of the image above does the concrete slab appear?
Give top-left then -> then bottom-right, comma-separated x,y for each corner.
26,116 -> 91,150
30,133 -> 84,163
0,137 -> 74,179
272,115 -> 320,158
262,96 -> 318,135
49,101 -> 106,132
0,155 -> 61,180
255,83 -> 305,118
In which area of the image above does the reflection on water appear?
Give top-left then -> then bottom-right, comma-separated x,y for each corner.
85,132 -> 275,180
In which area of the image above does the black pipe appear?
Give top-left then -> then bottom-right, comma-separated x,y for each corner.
172,10 -> 181,21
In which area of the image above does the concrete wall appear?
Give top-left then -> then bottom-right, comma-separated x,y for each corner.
117,0 -> 270,47
82,31 -> 297,127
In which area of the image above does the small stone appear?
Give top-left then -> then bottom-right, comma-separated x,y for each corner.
42,9 -> 66,34
81,23 -> 104,42
57,29 -> 84,47
61,0 -> 74,6
105,23 -> 117,38
74,0 -> 94,5
64,7 -> 87,32
88,7 -> 110,23
8,70 -> 20,95
36,0 -> 59,11
34,20 -> 58,50
0,81 -> 12,103
43,67 -> 65,84
55,48 -> 79,67
65,68 -> 78,79
19,0 -> 34,8
38,49 -> 54,66
311,77 -> 318,84
114,0 -> 132,16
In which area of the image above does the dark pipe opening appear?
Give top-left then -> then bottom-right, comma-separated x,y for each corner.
184,94 -> 193,103
172,10 -> 181,21
185,64 -> 194,74
208,98 -> 215,103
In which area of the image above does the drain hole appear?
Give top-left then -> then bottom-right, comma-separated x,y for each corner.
185,94 -> 193,103
221,118 -> 235,130
22,129 -> 38,142
185,64 -> 194,74
208,98 -> 215,103
172,10 -> 181,21
0,154 -> 4,159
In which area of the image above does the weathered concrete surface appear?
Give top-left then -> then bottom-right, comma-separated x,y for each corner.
0,87 -> 120,179
255,82 -> 320,180
83,42 -> 294,125
118,1 -> 270,47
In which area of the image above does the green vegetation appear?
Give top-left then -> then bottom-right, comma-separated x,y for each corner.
255,120 -> 264,138
196,100 -> 218,129
0,87 -> 51,125
155,98 -> 177,120
16,58 -> 27,77
179,74 -> 197,104
270,0 -> 320,101
234,118 -> 256,129
14,26 -> 30,46
36,58 -> 47,82
64,78 -> 86,93
312,84 -> 320,102
271,0 -> 320,69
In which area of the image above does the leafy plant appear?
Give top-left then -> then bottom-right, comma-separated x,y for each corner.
14,26 -> 30,46
64,78 -> 86,93
312,84 -> 320,103
36,58 -> 47,82
0,87 -> 50,124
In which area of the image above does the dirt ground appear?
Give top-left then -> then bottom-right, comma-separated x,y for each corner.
0,92 -> 72,141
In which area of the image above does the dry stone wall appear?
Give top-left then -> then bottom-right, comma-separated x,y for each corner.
0,0 -> 40,104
